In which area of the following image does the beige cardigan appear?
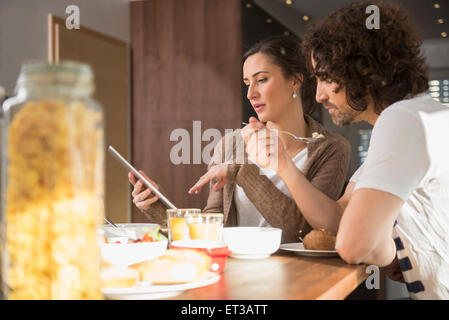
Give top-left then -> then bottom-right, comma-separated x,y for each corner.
142,115 -> 351,243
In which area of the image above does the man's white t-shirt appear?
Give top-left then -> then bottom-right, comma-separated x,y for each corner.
234,148 -> 308,227
350,93 -> 449,299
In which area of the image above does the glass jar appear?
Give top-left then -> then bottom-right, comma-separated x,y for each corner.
0,62 -> 104,299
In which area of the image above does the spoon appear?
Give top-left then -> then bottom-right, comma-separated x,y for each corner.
103,216 -> 138,240
104,216 -> 118,228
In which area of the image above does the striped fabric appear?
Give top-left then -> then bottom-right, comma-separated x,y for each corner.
394,230 -> 425,295
394,237 -> 404,250
398,257 -> 413,272
406,281 -> 425,294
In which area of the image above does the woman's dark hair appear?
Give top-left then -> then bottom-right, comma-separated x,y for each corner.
302,1 -> 429,114
243,35 -> 317,115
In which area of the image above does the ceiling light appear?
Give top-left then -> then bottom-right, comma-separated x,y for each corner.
434,3 -> 440,8
245,3 -> 252,8
442,32 -> 448,38
438,19 -> 444,24
302,15 -> 310,21
286,0 -> 293,5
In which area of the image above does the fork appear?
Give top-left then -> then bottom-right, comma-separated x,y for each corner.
241,122 -> 324,144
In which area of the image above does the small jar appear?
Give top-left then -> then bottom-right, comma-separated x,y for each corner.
0,62 -> 104,299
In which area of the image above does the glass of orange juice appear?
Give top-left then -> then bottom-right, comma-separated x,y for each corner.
166,208 -> 201,242
185,213 -> 224,241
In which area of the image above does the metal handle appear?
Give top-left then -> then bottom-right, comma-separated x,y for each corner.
104,216 -> 118,228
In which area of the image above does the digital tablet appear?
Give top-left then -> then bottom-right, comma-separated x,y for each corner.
108,146 -> 177,210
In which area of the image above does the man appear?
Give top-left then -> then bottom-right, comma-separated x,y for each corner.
239,1 -> 449,299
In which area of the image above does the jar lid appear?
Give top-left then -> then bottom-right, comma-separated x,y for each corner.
16,61 -> 94,95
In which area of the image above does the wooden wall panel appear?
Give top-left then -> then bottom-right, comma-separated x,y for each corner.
48,15 -> 130,223
130,0 -> 242,222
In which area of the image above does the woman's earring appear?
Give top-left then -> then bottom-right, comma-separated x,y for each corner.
292,92 -> 298,99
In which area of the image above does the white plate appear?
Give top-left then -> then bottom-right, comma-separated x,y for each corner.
102,272 -> 220,300
280,242 -> 338,257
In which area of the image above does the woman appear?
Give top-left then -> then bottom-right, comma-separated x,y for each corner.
130,35 -> 350,243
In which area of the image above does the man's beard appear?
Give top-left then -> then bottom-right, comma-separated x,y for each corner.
329,107 -> 362,126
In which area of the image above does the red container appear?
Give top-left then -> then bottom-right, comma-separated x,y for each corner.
170,240 -> 231,273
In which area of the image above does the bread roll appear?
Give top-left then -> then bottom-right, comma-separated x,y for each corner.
303,229 -> 336,250
101,265 -> 139,288
131,248 -> 211,284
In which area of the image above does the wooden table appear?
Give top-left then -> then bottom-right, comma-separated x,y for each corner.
169,251 -> 369,300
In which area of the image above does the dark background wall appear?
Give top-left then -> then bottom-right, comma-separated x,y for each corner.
130,0 -> 242,220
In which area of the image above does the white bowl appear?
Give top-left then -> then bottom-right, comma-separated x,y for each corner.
221,227 -> 282,259
102,223 -> 168,266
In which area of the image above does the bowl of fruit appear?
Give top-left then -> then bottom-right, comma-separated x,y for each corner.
102,223 -> 168,266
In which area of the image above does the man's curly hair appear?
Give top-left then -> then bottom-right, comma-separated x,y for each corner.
302,1 -> 429,115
